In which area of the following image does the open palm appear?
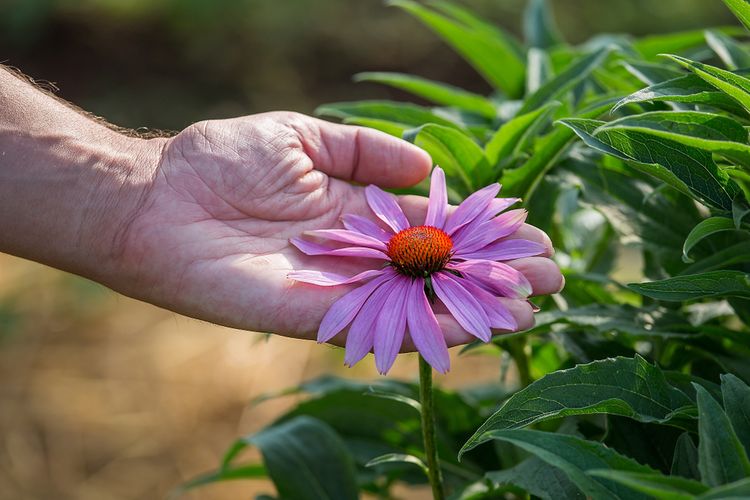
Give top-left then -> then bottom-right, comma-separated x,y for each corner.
116,112 -> 561,349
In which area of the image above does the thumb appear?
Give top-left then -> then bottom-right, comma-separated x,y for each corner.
290,114 -> 432,188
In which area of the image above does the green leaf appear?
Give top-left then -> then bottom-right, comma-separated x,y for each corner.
682,217 -> 738,263
502,95 -> 621,199
408,124 -> 491,190
315,100 -> 460,129
354,72 -> 496,118
484,101 -> 560,168
634,28 -> 743,59
564,158 -> 696,255
487,457 -> 583,500
172,464 -> 266,498
695,383 -> 750,486
620,60 -> 684,85
723,0 -> 750,32
559,117 -> 741,210
628,271 -> 750,301
613,75 -> 746,116
365,388 -> 422,413
226,416 -> 359,500
523,0 -> 563,49
672,432 -> 700,480
705,29 -> 750,70
390,0 -> 525,96
365,453 -> 428,475
533,304 -> 696,339
681,241 -> 750,274
601,111 -> 750,169
721,374 -> 750,456
519,47 -> 611,114
478,429 -> 657,499
460,356 -> 694,457
665,54 -> 750,113
527,46 -> 554,94
427,0 -> 524,58
698,477 -> 750,499
559,118 -> 693,201
733,197 -> 750,229
587,470 -> 709,499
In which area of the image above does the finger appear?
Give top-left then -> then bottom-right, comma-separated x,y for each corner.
399,298 -> 535,351
506,224 -> 554,257
505,257 -> 564,296
290,114 -> 432,188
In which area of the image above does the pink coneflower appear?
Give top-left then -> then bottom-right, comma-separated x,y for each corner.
289,167 -> 546,374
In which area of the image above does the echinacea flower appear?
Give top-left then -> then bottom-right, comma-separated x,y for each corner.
289,167 -> 546,374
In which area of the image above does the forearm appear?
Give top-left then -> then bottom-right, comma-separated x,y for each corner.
0,67 -> 165,281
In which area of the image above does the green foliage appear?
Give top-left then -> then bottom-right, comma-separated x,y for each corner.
461,356 -> 695,457
182,0 -> 750,497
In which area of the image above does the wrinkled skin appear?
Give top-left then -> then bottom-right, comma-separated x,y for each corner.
116,112 -> 563,349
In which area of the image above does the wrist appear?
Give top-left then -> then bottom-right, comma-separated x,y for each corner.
0,66 -> 169,286
75,132 -> 167,285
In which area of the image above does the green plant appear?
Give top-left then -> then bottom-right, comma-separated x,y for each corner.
177,0 -> 750,498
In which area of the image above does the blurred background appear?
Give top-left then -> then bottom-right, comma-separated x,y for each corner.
0,1 -> 738,499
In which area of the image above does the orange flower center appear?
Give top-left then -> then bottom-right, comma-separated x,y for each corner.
386,225 -> 453,277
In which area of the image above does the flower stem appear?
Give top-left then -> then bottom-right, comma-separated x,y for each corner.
507,337 -> 532,387
418,355 -> 445,500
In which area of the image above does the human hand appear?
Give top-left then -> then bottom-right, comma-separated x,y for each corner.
109,112 -> 563,348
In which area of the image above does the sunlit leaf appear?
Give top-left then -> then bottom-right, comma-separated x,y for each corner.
705,29 -> 750,70
484,101 -> 560,168
519,47 -> 611,114
682,217 -> 738,263
523,0 -> 563,49
460,356 -> 694,457
559,117 -> 742,210
723,0 -> 750,32
316,100 -> 461,129
613,74 -> 746,115
629,271 -> 750,301
354,72 -> 496,118
665,54 -> 750,113
390,0 -> 525,96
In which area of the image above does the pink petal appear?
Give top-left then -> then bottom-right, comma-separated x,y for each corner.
365,185 -> 410,233
373,275 -> 411,374
455,279 -> 517,331
290,237 -> 389,260
341,214 -> 393,242
448,259 -> 532,298
487,197 -> 521,215
450,197 -> 522,245
317,270 -> 396,343
444,183 -> 501,235
458,239 -> 547,261
303,229 -> 387,251
425,167 -> 448,229
453,209 -> 528,254
431,272 -> 491,342
406,278 -> 450,374
288,269 -> 383,287
344,277 -> 401,367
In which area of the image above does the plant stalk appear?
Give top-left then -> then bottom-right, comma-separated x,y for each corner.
507,337 -> 532,387
418,355 -> 445,500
